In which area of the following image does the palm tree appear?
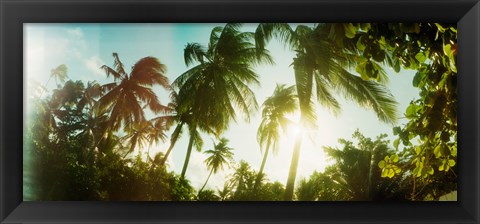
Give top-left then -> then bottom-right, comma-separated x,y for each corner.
76,81 -> 109,152
157,90 -> 200,167
120,116 -> 170,159
98,53 -> 172,133
296,131 -> 405,201
173,23 -> 274,178
217,182 -> 234,201
231,161 -> 252,197
255,84 -> 297,190
255,23 -> 398,200
199,138 -> 234,192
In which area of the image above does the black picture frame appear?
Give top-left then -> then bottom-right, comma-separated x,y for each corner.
1,0 -> 479,223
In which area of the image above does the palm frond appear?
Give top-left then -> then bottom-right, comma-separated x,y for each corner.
333,68 -> 398,125
313,72 -> 341,115
101,65 -> 123,81
112,52 -> 127,77
130,57 -> 170,88
184,43 -> 208,67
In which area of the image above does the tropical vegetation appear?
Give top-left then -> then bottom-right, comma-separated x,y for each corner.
24,23 -> 457,201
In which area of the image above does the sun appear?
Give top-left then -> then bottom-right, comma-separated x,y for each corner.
288,123 -> 302,137
284,111 -> 302,137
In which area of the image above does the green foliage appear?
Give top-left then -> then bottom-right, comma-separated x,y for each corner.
196,189 -> 220,201
256,22 -> 399,201
297,131 -> 408,201
25,66 -> 194,201
255,84 -> 297,190
222,161 -> 285,201
174,23 -> 274,178
25,23 -> 457,202
331,23 -> 457,199
378,155 -> 401,178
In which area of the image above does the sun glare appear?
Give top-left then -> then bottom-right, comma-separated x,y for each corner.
289,123 -> 301,137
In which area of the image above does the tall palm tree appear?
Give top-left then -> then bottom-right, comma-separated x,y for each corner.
199,138 -> 234,192
255,23 -> 398,200
173,23 -> 274,178
157,90 -> 201,167
76,81 -> 109,152
255,84 -> 297,190
98,53 -> 172,133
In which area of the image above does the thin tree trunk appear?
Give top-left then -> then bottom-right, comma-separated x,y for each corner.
199,169 -> 214,192
254,145 -> 270,190
159,122 -> 183,166
366,148 -> 375,200
181,134 -> 195,179
284,133 -> 303,201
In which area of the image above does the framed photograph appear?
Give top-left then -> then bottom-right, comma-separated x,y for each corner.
1,0 -> 479,223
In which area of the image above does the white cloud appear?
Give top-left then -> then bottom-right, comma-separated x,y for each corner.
84,55 -> 105,77
67,27 -> 83,38
66,27 -> 87,59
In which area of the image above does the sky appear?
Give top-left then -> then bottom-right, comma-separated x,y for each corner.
24,23 -> 419,192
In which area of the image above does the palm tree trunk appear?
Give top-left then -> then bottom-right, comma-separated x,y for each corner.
284,133 -> 303,201
254,146 -> 270,190
180,134 -> 195,179
284,62 -> 314,200
199,169 -> 214,192
159,122 -> 183,166
367,148 -> 376,200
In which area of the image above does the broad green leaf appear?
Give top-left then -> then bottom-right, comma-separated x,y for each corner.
391,154 -> 399,162
393,138 -> 400,150
415,167 -> 423,177
378,160 -> 386,168
415,146 -> 422,155
415,52 -> 427,63
438,72 -> 449,88
387,169 -> 395,178
434,144 -> 443,158
405,104 -> 417,118
448,159 -> 456,167
412,72 -> 422,87
427,167 -> 434,175
393,127 -> 401,135
360,23 -> 371,32
393,60 -> 401,73
451,146 -> 457,156
356,36 -> 366,51
344,23 -> 357,38
394,167 -> 401,173
413,166 -> 420,176
381,170 -> 387,178
443,44 -> 452,57
439,161 -> 446,171
365,61 -> 376,79
356,61 -> 369,80
435,23 -> 446,32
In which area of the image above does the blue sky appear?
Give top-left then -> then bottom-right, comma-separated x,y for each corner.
24,23 -> 419,191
